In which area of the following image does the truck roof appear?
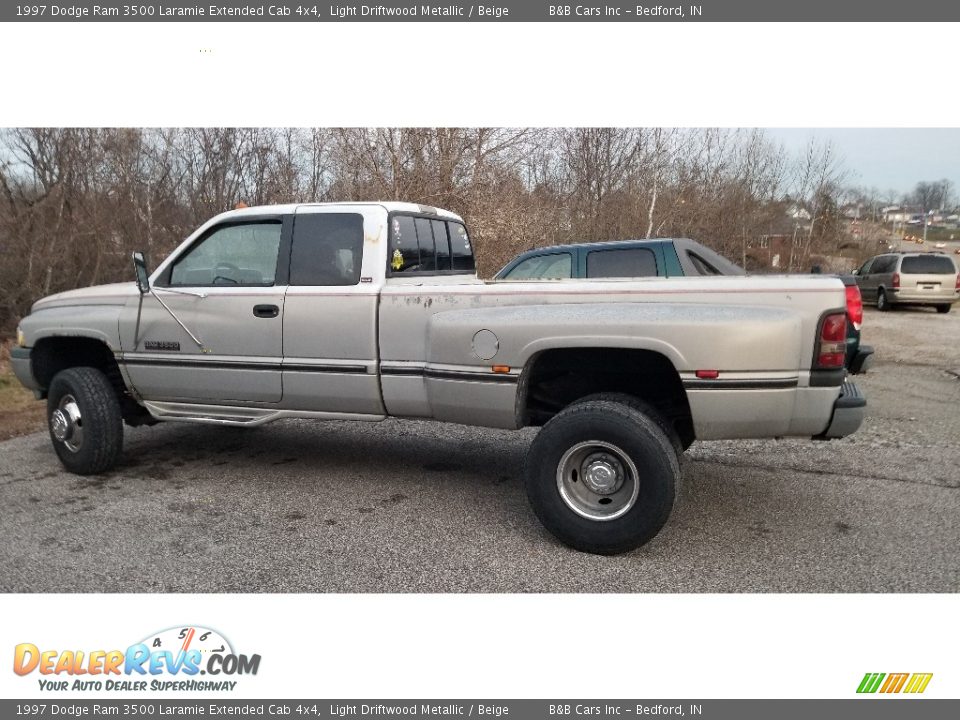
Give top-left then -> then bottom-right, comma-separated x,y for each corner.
209,201 -> 464,223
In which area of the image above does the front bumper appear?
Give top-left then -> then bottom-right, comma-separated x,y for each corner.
814,381 -> 866,440
9,346 -> 41,393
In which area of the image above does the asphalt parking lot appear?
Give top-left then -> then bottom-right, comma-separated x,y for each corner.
1,305 -> 958,593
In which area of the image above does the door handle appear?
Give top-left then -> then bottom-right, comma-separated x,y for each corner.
253,304 -> 279,318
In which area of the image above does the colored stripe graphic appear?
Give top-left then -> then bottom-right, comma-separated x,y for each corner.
904,673 -> 933,694
880,673 -> 908,693
857,672 -> 932,694
857,673 -> 885,693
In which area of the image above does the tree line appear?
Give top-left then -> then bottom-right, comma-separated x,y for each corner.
0,127 -> 939,332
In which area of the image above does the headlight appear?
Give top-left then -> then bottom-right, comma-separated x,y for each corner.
16,326 -> 26,347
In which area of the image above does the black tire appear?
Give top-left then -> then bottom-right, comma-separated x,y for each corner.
576,392 -> 685,455
936,304 -> 951,314
525,398 -> 680,555
876,288 -> 890,311
47,367 -> 123,475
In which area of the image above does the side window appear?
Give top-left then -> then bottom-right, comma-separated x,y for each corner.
587,248 -> 658,278
687,251 -> 721,276
448,222 -> 475,272
504,253 -> 572,280
170,221 -> 282,287
857,259 -> 874,275
290,213 -> 364,286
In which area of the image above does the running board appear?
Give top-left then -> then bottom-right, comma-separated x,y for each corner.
142,401 -> 385,427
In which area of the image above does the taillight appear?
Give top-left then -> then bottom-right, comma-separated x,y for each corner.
845,284 -> 863,331
955,275 -> 959,291
816,312 -> 847,369
891,272 -> 900,289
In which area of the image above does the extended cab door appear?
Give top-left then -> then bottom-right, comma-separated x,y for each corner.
120,217 -> 289,403
281,205 -> 385,415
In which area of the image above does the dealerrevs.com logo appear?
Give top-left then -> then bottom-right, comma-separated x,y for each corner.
13,626 -> 261,692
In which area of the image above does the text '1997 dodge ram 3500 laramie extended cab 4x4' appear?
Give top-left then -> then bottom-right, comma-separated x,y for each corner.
11,202 -> 867,554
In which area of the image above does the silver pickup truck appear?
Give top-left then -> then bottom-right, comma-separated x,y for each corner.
11,202 -> 866,554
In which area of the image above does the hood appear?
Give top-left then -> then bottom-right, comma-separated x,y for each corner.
32,282 -> 138,312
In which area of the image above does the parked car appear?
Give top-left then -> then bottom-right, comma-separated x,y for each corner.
12,203 -> 867,555
853,252 -> 960,313
496,238 -> 873,373
494,238 -> 745,281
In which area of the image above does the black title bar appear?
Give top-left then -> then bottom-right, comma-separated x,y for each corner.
3,1 -> 959,22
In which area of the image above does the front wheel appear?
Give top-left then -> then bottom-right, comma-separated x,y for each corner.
47,367 -> 123,475
525,398 -> 680,555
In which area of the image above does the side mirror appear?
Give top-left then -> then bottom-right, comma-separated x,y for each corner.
132,252 -> 150,294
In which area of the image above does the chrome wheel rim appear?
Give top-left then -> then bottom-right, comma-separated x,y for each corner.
52,394 -> 84,453
556,440 -> 639,521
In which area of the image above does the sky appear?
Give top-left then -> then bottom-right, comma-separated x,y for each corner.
764,128 -> 960,199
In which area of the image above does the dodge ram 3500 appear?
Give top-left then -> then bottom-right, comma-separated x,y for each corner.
11,202 -> 867,554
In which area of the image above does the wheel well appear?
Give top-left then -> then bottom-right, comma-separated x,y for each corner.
32,337 -> 120,389
520,347 -> 695,448
31,337 -> 149,424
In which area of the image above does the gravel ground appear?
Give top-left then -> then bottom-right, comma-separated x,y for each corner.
1,305 -> 958,593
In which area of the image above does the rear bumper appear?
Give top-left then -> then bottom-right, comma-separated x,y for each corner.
9,346 -> 41,393
814,381 -> 866,440
888,289 -> 959,305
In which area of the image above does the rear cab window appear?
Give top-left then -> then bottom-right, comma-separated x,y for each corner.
389,213 -> 475,275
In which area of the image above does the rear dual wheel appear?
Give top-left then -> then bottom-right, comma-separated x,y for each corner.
525,396 -> 680,555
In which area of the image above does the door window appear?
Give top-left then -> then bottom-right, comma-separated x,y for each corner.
169,221 -> 282,287
872,256 -> 896,274
504,253 -> 573,280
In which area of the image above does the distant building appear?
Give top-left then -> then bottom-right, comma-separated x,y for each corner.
882,206 -> 924,223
